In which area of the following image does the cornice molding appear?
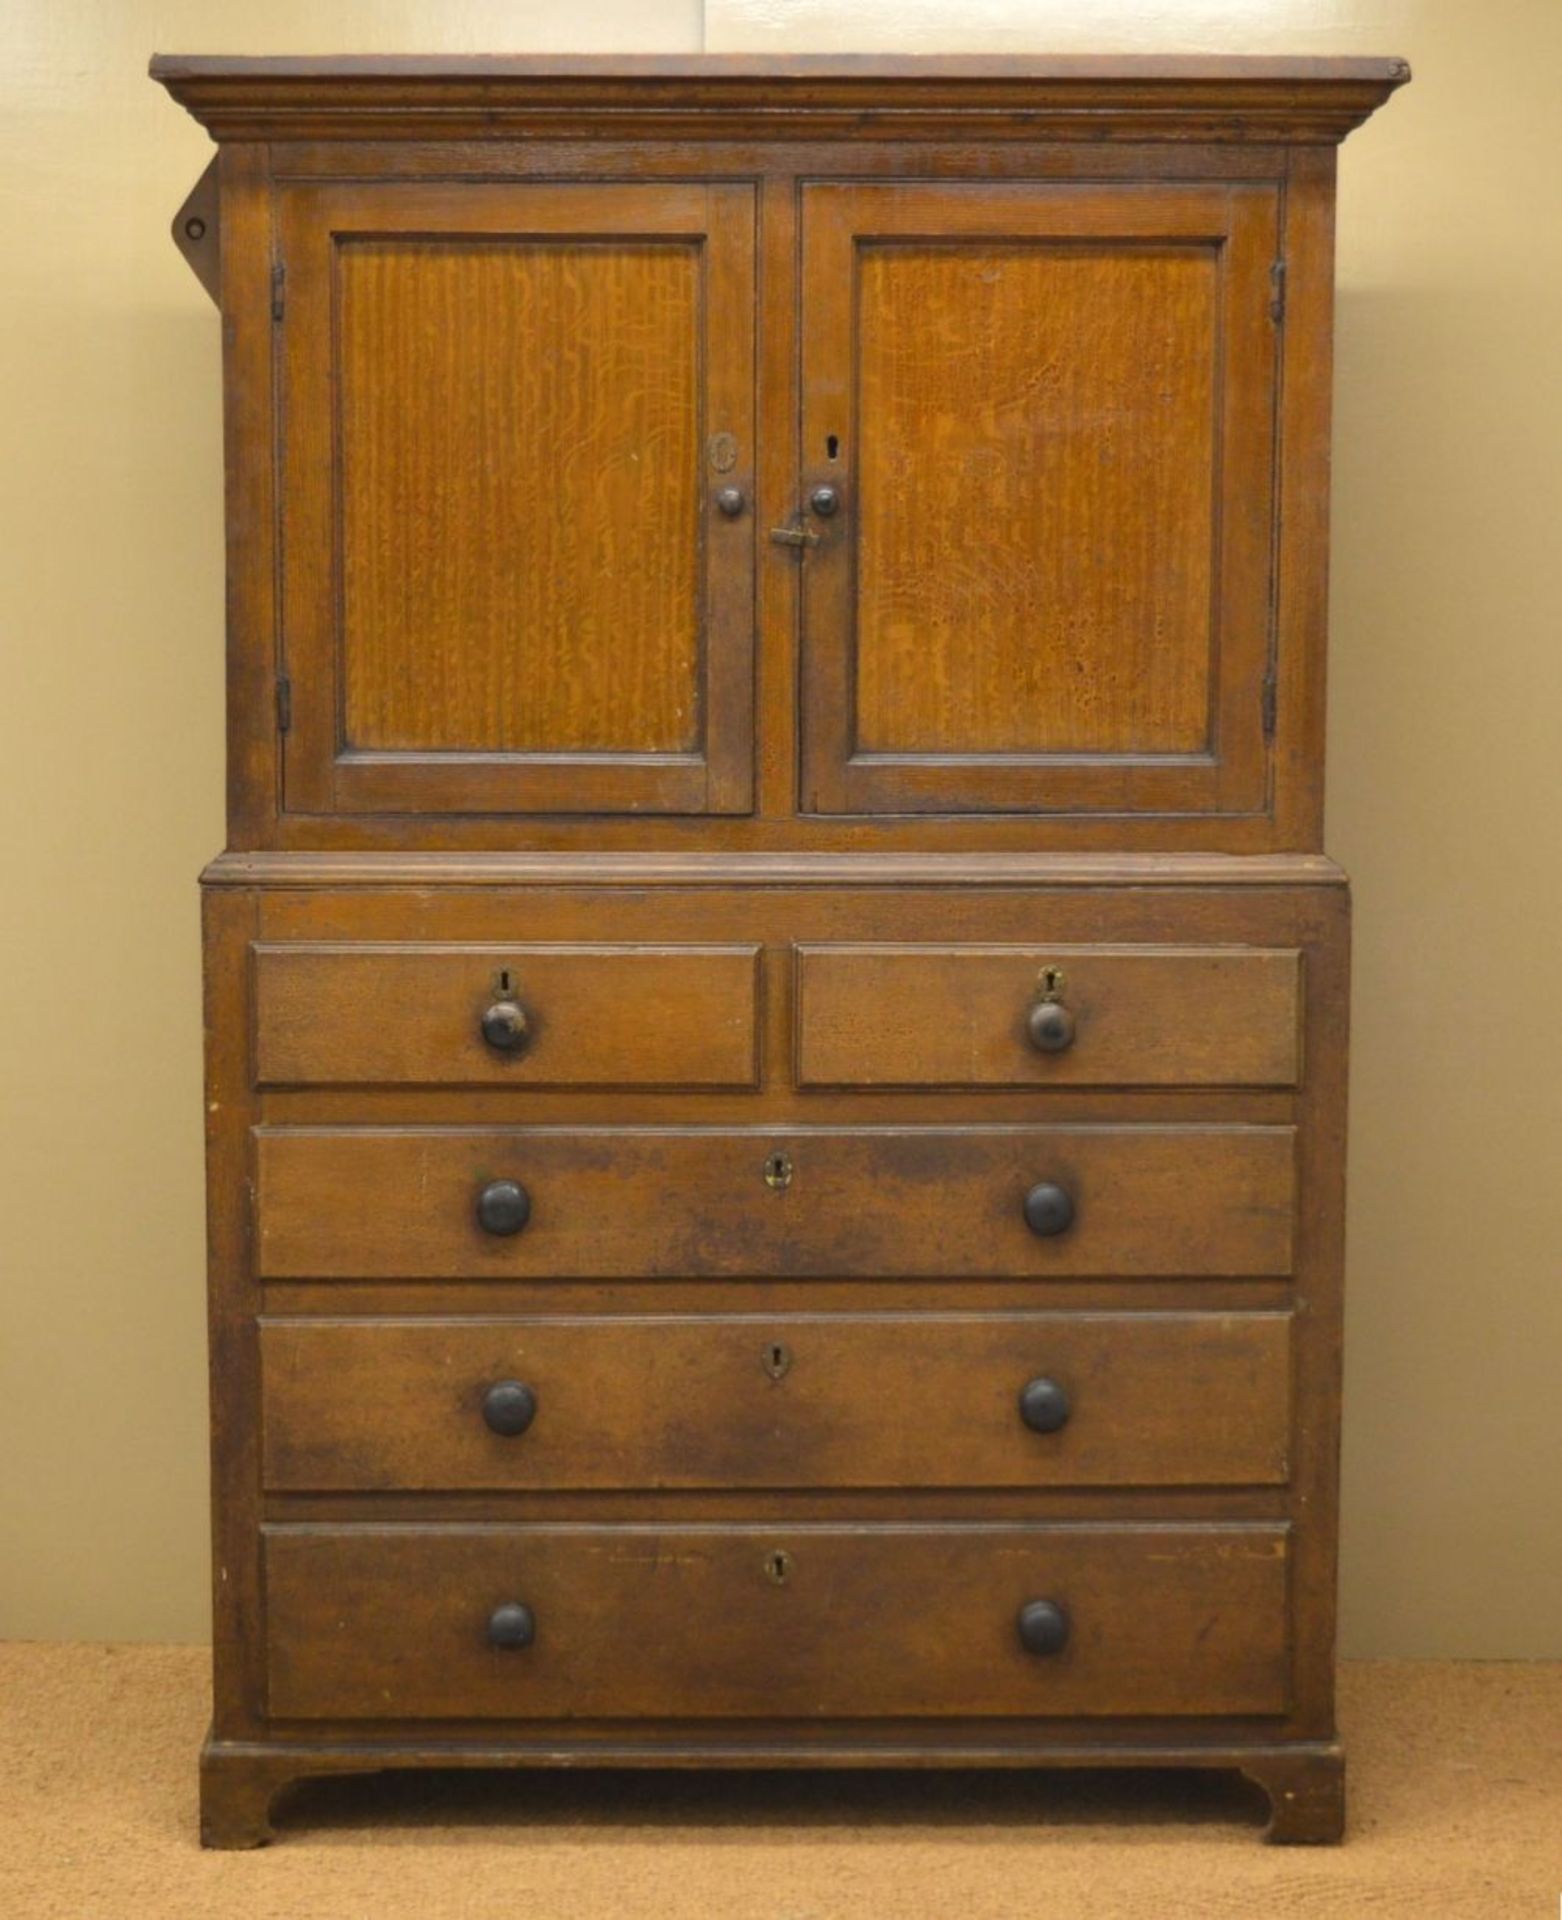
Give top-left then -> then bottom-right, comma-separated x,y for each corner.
150,53 -> 1409,146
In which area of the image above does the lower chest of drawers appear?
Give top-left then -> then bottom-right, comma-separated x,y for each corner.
202,868 -> 1347,1829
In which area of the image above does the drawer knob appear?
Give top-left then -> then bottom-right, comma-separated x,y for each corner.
476,1179 -> 532,1237
1019,1376 -> 1071,1434
487,1602 -> 536,1651
480,999 -> 531,1054
481,1380 -> 538,1437
1023,1181 -> 1076,1238
1026,1000 -> 1076,1053
1017,1598 -> 1070,1657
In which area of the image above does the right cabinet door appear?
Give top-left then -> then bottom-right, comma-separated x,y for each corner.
799,182 -> 1281,820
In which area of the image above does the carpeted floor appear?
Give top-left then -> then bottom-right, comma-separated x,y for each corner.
0,1647 -> 1556,1918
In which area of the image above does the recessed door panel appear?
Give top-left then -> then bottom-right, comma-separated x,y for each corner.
278,183 -> 756,818
799,183 -> 1281,818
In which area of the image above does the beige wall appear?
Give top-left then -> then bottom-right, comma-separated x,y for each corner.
1,1 -> 1557,1656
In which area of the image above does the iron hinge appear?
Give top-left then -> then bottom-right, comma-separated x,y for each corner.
276,674 -> 292,734
1261,666 -> 1278,737
1269,259 -> 1287,325
270,262 -> 286,323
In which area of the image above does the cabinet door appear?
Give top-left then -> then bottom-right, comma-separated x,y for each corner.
799,183 -> 1280,819
276,183 -> 755,818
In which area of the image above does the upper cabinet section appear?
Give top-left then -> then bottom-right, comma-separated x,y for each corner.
153,55 -> 1407,851
278,182 -> 756,818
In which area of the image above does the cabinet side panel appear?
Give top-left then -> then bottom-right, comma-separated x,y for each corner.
218,145 -> 279,850
202,886 -> 264,1735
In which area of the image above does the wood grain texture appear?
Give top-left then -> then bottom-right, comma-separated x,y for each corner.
339,239 -> 701,755
855,243 -> 1216,756
259,1309 -> 1292,1492
253,943 -> 761,1089
798,182 -> 1279,820
276,181 -> 756,818
253,1124 -> 1295,1280
263,1522 -> 1291,1721
795,944 -> 1301,1088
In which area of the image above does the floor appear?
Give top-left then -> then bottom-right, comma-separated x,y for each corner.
0,1648 -> 1556,1919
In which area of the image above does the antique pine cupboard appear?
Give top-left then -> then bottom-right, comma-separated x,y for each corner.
152,53 -> 1407,1847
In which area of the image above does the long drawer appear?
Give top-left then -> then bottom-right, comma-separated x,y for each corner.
796,943 -> 1303,1088
252,942 -> 762,1088
260,1310 -> 1292,1491
264,1522 -> 1292,1722
254,1125 -> 1296,1280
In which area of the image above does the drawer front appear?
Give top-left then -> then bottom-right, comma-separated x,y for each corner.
261,1311 -> 1293,1492
796,944 -> 1301,1088
264,1523 -> 1291,1721
253,943 -> 761,1088
254,1125 -> 1295,1280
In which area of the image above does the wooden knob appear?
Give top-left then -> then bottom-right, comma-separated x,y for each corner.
1019,1377 -> 1071,1434
1017,1599 -> 1070,1657
481,1380 -> 538,1436
479,1000 -> 531,1054
487,1602 -> 536,1651
476,1179 -> 531,1237
1027,1000 -> 1075,1053
1023,1182 -> 1075,1238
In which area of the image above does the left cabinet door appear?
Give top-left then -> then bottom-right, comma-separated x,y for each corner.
275,183 -> 756,819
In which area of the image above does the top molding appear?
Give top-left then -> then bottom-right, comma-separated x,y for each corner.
150,52 -> 1410,145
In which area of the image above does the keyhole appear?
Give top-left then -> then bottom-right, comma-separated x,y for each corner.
496,967 -> 515,995
825,434 -> 840,460
1039,965 -> 1066,1000
762,1341 -> 793,1381
763,1151 -> 793,1191
765,1549 -> 793,1585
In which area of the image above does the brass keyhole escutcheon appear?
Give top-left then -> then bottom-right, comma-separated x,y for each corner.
1038,965 -> 1067,1000
763,1151 -> 793,1191
762,1341 -> 793,1381
764,1549 -> 794,1586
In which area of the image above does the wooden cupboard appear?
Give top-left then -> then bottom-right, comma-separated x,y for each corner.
153,52 -> 1405,1846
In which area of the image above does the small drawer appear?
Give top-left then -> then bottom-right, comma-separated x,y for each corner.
252,942 -> 761,1088
260,1310 -> 1293,1492
254,1124 -> 1295,1280
264,1522 -> 1291,1722
795,944 -> 1302,1088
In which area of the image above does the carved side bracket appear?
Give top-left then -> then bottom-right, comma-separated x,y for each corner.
171,156 -> 220,306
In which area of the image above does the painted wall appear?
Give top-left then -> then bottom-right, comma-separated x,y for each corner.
2,1 -> 1558,1655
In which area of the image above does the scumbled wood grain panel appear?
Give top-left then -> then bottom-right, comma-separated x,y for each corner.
338,239 -> 702,755
854,242 -> 1218,758
264,1521 -> 1292,1721
259,1310 -> 1293,1492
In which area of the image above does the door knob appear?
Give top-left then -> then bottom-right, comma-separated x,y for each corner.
715,486 -> 746,517
808,485 -> 840,518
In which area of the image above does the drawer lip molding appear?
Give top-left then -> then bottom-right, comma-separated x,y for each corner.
261,1520 -> 1293,1724
258,1307 -> 1294,1493
253,1123 -> 1298,1281
251,941 -> 763,1090
203,850 -> 1350,890
795,942 -> 1303,1090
